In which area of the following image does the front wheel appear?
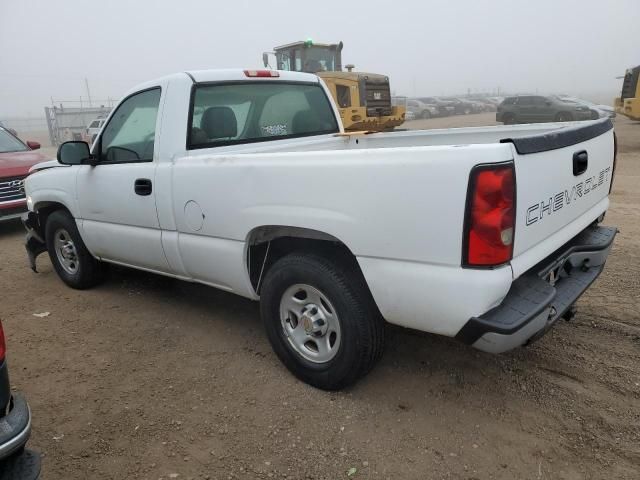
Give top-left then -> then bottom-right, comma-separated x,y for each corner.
555,112 -> 573,122
421,110 -> 431,119
502,113 -> 516,125
45,210 -> 106,289
260,252 -> 385,390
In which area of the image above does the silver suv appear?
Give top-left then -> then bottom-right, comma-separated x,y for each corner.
496,95 -> 593,124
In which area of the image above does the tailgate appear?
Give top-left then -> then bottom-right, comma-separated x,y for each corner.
503,119 -> 615,277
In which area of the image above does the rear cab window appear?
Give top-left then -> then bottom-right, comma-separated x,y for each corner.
188,82 -> 339,149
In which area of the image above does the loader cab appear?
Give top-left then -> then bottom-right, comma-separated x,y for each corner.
267,40 -> 343,74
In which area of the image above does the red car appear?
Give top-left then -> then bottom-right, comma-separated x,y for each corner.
0,126 -> 48,222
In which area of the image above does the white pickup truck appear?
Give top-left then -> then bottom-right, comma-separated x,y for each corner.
22,69 -> 618,390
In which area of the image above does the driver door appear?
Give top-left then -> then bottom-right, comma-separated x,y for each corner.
76,86 -> 170,273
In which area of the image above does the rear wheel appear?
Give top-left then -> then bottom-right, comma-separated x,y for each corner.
45,210 -> 106,289
260,252 -> 385,390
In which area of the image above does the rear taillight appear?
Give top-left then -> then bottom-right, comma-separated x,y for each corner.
463,163 -> 516,267
0,321 -> 5,362
610,132 -> 617,194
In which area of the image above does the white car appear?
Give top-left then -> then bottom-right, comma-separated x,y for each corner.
407,99 -> 439,119
85,118 -> 106,145
558,96 -> 616,119
22,69 -> 618,390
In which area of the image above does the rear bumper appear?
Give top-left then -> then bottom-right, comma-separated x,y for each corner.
574,111 -> 594,121
455,225 -> 617,353
0,393 -> 32,461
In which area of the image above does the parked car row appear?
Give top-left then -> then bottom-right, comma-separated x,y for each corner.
405,95 -> 501,120
403,93 -> 616,124
496,95 -> 616,125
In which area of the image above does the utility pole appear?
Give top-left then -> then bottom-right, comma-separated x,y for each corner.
85,78 -> 93,107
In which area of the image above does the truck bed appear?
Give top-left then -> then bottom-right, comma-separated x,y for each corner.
186,119 -> 611,155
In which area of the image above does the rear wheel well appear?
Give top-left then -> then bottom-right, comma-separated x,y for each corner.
246,227 -> 363,295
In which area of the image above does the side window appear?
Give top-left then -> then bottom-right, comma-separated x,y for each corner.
100,88 -> 161,163
293,49 -> 302,71
277,52 -> 291,71
336,85 -> 351,108
533,96 -> 548,106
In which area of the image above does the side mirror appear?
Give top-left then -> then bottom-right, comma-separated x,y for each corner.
57,141 -> 93,165
26,140 -> 40,150
546,101 -> 552,106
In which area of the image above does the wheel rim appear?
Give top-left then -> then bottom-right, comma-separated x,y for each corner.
279,284 -> 341,364
53,228 -> 79,275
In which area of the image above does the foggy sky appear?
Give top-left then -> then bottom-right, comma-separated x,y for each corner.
1,0 -> 638,117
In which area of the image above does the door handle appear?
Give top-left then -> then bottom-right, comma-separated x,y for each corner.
134,178 -> 152,196
573,150 -> 588,176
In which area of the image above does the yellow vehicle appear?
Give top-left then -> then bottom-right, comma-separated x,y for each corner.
615,65 -> 640,121
263,40 -> 405,131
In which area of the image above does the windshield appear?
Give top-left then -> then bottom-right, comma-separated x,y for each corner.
0,128 -> 28,153
303,47 -> 336,72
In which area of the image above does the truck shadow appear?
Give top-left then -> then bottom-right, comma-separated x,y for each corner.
100,263 -> 536,400
0,218 -> 25,236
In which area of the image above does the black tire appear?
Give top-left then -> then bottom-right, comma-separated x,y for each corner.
45,209 -> 106,289
421,110 -> 431,119
260,252 -> 385,390
502,113 -> 516,125
555,112 -> 573,122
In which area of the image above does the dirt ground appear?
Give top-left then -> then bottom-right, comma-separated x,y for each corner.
1,113 -> 638,480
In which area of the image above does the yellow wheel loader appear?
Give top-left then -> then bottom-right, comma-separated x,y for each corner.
263,40 -> 405,131
615,65 -> 640,121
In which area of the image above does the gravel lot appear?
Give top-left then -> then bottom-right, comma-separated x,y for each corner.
1,113 -> 638,479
